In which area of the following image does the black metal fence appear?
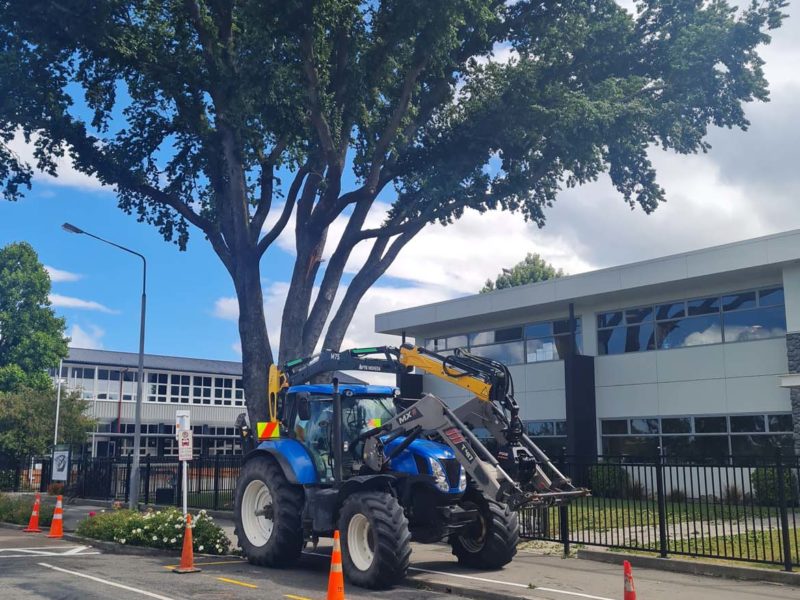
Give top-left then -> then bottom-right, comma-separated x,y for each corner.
3,452 -> 799,570
0,454 -> 241,511
520,454 -> 800,571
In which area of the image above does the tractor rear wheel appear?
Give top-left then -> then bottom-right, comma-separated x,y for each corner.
234,455 -> 304,567
450,489 -> 519,569
338,491 -> 411,589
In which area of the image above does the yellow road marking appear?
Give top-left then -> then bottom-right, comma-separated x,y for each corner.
217,576 -> 258,589
285,595 -> 313,600
162,560 -> 243,569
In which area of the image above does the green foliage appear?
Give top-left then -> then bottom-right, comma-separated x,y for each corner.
750,467 -> 799,507
0,242 -> 68,392
481,253 -> 563,293
0,493 -> 54,526
587,464 -> 630,498
77,507 -> 230,555
0,387 -> 94,459
0,0 -> 787,417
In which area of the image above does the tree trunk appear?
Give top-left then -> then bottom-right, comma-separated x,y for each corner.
234,253 -> 273,425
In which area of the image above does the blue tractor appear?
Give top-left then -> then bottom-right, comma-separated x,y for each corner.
234,346 -> 585,589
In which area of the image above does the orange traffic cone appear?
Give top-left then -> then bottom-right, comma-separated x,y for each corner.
327,530 -> 345,600
623,560 -> 636,600
172,514 -> 201,574
23,493 -> 42,533
47,495 -> 64,539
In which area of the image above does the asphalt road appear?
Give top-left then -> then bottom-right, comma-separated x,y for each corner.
0,528 -> 446,600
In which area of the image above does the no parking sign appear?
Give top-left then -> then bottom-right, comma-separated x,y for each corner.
176,410 -> 192,461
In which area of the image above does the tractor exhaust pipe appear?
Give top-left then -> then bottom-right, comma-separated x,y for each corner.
332,377 -> 343,486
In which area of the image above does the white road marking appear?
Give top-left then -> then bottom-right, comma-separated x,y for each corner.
38,563 -> 177,600
408,566 -> 615,600
0,545 -> 99,558
304,551 -> 614,600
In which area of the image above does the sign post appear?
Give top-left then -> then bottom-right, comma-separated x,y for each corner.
175,410 -> 192,517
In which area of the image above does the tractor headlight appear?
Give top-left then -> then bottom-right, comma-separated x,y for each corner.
458,466 -> 467,492
429,458 -> 450,492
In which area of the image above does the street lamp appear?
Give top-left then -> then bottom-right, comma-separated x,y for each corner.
62,222 -> 147,510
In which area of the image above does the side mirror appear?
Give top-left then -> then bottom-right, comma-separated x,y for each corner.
297,393 -> 311,421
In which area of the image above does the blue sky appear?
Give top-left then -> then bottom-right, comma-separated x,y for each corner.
3,4 -> 800,363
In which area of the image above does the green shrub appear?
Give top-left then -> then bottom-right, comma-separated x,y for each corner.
77,507 -> 230,555
587,464 -> 630,498
0,493 -> 54,526
667,488 -> 687,503
750,467 -> 799,507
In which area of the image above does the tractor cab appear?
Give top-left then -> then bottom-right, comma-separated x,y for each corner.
282,384 -> 399,482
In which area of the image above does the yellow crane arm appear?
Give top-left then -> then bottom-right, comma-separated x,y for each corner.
397,345 -> 492,402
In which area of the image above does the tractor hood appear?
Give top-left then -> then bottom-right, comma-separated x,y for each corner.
382,436 -> 456,461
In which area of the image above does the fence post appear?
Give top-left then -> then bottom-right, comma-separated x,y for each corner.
776,451 -> 793,572
14,460 -> 21,492
655,449 -> 668,558
143,455 -> 151,505
559,504 -> 570,557
213,454 -> 220,511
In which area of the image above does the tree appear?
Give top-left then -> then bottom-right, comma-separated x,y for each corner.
0,0 -> 786,422
0,387 -> 94,458
0,242 -> 69,391
481,253 -> 563,293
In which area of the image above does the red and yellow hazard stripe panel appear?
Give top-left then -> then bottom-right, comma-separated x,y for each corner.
257,421 -> 280,440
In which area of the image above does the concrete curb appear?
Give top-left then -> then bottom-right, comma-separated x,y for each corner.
578,549 -> 800,587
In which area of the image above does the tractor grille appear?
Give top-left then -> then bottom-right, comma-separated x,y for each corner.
440,458 -> 461,488
413,454 -> 430,475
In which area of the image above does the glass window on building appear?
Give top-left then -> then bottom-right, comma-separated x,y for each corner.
193,376 -> 212,404
599,286 -> 785,355
600,413 -> 794,461
170,374 -> 191,404
147,372 -> 168,402
525,420 -> 567,457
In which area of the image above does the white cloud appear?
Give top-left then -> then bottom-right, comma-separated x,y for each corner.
232,341 -> 242,356
49,293 -> 117,314
69,324 -> 105,349
44,265 -> 82,283
7,130 -> 107,191
213,297 -> 239,320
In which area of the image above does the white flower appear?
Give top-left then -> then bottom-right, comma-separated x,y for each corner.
198,545 -> 204,552
175,524 -> 181,529
119,539 -> 126,544
152,535 -> 157,541
170,538 -> 176,544
163,537 -> 168,543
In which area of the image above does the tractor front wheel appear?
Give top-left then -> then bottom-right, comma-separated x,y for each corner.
338,491 -> 411,589
450,489 -> 519,569
234,455 -> 304,567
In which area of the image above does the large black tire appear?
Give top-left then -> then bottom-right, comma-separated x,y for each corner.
338,491 -> 411,589
450,489 -> 519,569
234,455 -> 304,567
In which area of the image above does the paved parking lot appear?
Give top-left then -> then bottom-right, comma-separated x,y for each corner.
0,528 -> 444,600
4,510 -> 800,600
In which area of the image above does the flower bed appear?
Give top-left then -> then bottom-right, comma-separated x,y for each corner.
76,507 -> 230,555
0,493 -> 54,526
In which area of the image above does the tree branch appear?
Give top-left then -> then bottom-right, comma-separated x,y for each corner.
302,29 -> 339,168
257,164 -> 309,256
366,56 -> 428,190
250,137 -> 290,239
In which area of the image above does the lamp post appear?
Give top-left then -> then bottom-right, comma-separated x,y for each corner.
62,222 -> 147,509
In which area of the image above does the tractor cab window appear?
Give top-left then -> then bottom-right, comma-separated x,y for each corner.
294,394 -> 396,481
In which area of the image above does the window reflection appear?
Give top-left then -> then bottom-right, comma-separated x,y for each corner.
656,315 -> 721,349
